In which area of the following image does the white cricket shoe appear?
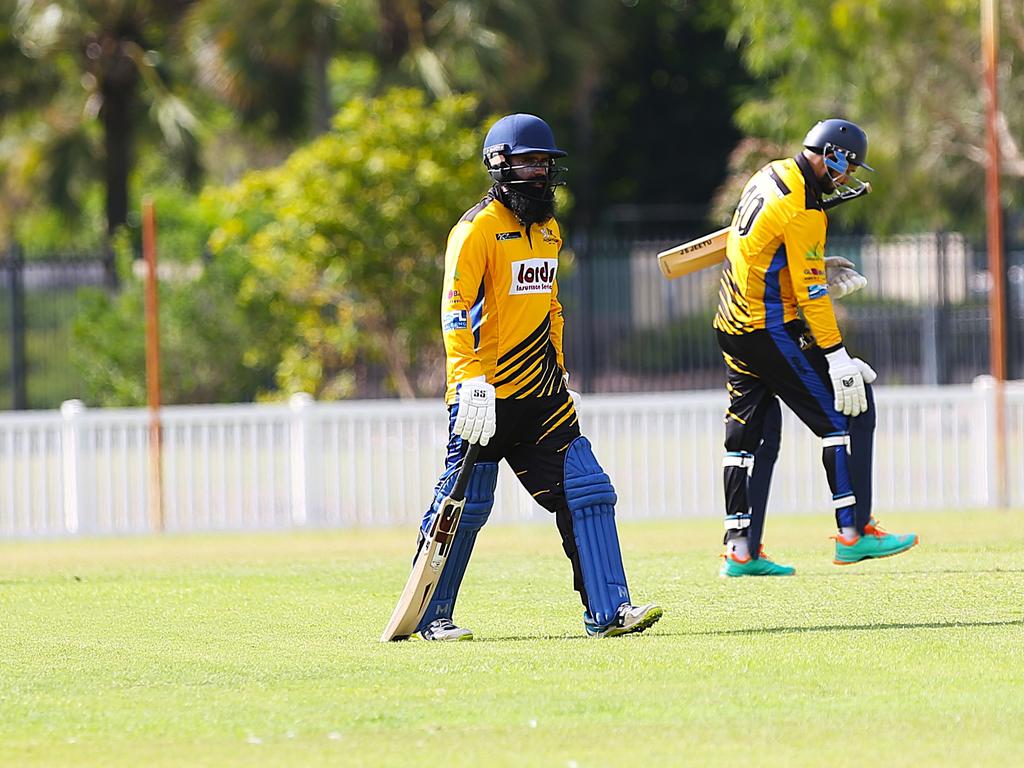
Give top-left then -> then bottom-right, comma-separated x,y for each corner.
419,617 -> 474,642
585,603 -> 663,638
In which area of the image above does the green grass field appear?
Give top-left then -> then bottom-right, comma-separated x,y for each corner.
3,510 -> 1024,767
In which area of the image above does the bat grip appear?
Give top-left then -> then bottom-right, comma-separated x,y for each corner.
449,442 -> 482,502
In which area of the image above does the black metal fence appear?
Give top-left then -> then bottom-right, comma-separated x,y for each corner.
2,233 -> 1023,410
1,246 -> 113,410
559,231 -> 1024,392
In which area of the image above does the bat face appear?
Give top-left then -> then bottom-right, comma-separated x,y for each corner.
380,444 -> 480,642
379,496 -> 469,640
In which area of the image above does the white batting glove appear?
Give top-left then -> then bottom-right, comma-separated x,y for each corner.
825,347 -> 869,417
563,373 -> 581,411
824,256 -> 867,300
853,357 -> 877,384
453,375 -> 496,446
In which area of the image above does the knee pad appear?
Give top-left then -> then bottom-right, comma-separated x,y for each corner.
564,436 -> 630,627
415,462 -> 498,632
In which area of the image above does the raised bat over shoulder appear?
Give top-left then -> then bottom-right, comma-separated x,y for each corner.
656,182 -> 871,281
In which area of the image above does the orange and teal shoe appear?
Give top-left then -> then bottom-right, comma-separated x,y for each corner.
719,547 -> 795,577
833,519 -> 919,565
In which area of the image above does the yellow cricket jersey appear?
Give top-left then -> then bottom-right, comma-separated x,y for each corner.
441,191 -> 568,404
713,154 -> 843,351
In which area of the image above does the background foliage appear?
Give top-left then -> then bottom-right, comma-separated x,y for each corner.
2,0 -> 1022,404
72,90 -> 484,404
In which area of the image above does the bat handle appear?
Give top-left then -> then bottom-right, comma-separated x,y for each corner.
450,442 -> 482,501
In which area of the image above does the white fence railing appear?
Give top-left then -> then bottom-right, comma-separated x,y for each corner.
2,381 -> 1023,538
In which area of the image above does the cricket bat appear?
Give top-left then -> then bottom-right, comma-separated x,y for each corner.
656,227 -> 729,280
657,182 -> 872,281
380,442 -> 482,642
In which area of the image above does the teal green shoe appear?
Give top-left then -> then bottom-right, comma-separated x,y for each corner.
833,520 -> 919,565
719,548 -> 795,577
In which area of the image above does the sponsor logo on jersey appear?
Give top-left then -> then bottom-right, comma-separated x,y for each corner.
805,243 -> 824,261
807,283 -> 829,300
442,309 -> 468,331
803,267 -> 824,277
496,231 -> 522,241
509,258 -> 557,295
446,289 -> 462,301
539,226 -> 560,244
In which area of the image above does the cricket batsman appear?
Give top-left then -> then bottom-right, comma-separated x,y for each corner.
713,118 -> 919,576
406,113 -> 663,640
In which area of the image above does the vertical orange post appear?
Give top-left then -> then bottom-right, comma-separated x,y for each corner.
142,198 -> 165,530
982,0 -> 1007,507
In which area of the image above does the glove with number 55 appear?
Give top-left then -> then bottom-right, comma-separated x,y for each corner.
824,347 -> 877,417
453,375 -> 496,446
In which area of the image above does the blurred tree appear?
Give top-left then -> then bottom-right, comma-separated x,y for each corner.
8,0 -> 202,241
580,0 -> 751,234
184,0 -> 377,137
73,227 -> 284,405
367,1 -> 747,233
710,0 -> 1024,235
202,89 -> 483,399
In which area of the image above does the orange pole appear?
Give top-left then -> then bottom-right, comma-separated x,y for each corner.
982,0 -> 1007,507
142,198 -> 165,530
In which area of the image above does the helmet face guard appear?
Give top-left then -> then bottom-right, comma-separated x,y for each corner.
484,149 -> 567,202
822,142 -> 871,203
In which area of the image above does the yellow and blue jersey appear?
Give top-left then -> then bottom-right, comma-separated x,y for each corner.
441,191 -> 567,404
713,154 -> 843,351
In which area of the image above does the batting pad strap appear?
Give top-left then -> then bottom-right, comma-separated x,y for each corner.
724,513 -> 752,530
832,493 -> 857,510
564,437 -> 629,627
822,432 -> 850,451
722,451 -> 755,469
415,462 -> 499,633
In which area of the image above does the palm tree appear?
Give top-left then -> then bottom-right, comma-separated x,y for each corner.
9,0 -> 200,242
184,0 -> 390,137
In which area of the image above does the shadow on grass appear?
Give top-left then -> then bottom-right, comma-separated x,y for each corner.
675,618 -> 1024,637
813,568 -> 1024,576
469,618 -> 1024,642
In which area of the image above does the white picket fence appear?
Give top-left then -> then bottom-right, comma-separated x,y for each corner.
2,381 -> 1023,538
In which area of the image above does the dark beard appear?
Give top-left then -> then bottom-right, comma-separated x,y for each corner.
494,184 -> 556,227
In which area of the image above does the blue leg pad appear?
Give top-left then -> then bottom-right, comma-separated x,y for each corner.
415,462 -> 498,633
564,437 -> 630,627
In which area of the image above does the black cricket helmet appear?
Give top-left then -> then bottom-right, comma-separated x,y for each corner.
803,118 -> 874,172
803,118 -> 874,200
